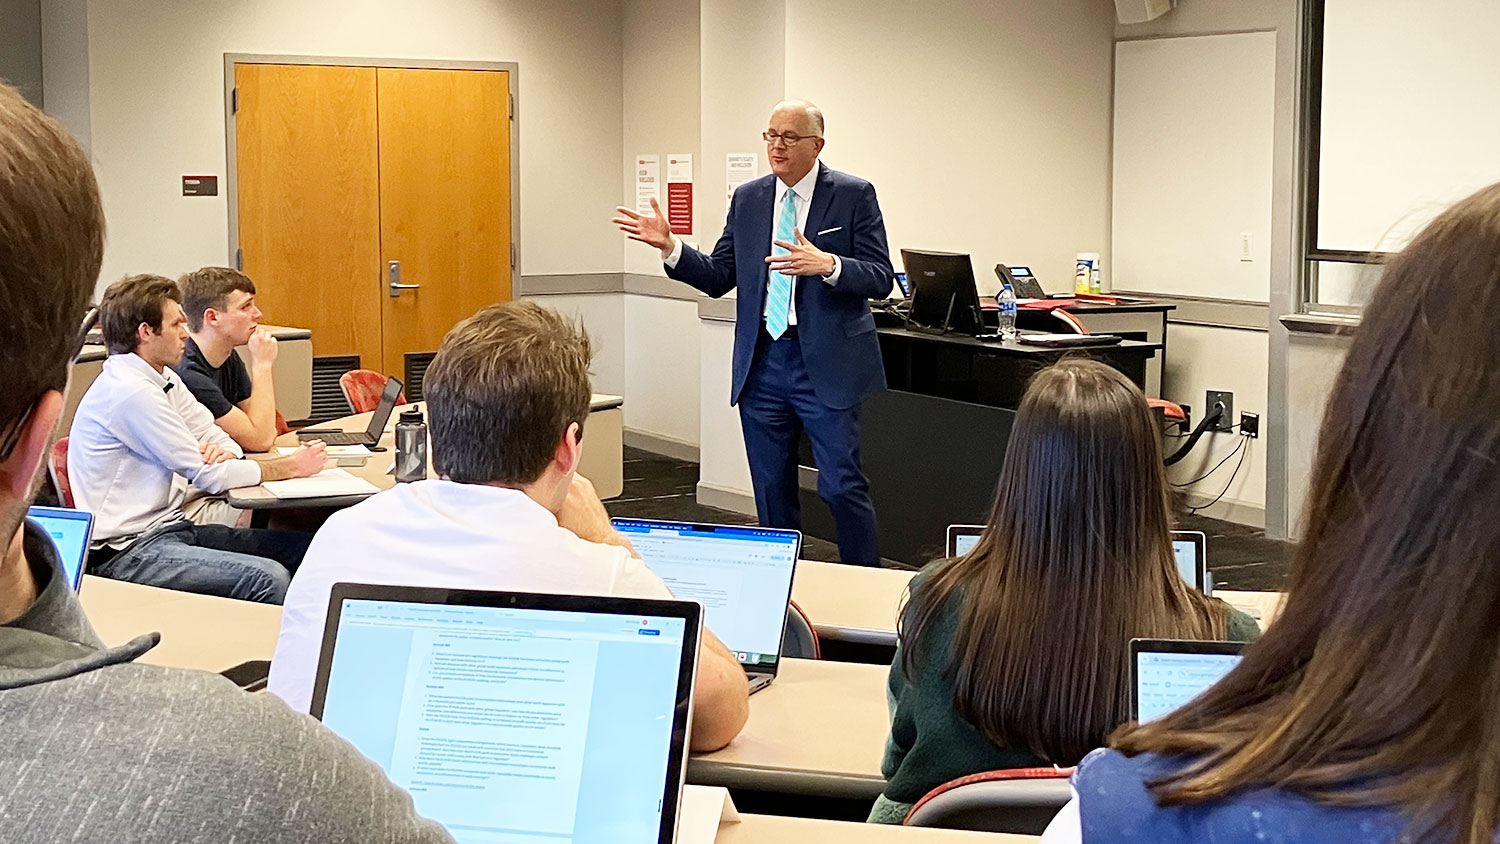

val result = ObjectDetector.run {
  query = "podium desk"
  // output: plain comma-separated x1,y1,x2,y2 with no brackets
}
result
690,658,890,800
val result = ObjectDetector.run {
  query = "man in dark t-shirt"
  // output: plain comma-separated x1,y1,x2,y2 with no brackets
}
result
171,267,281,453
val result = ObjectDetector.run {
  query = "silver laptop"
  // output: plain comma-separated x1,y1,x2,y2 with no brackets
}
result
297,375,402,446
1131,638,1244,722
311,584,700,844
613,518,800,694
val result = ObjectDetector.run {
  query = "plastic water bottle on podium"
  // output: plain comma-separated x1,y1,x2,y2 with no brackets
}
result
998,281,1017,340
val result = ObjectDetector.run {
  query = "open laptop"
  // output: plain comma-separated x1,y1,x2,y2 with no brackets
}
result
311,584,700,844
28,506,93,591
297,375,402,446
612,518,800,694
1171,530,1208,593
946,523,984,558
1131,638,1245,722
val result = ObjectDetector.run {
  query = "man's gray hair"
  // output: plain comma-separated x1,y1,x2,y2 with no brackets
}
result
774,99,825,137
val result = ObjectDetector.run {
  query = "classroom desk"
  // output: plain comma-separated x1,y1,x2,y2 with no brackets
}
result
690,658,890,800
79,575,281,673
791,562,1285,648
721,814,1037,843
792,560,911,647
227,394,625,508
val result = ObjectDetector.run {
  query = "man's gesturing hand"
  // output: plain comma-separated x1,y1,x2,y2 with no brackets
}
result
766,229,836,277
612,197,676,258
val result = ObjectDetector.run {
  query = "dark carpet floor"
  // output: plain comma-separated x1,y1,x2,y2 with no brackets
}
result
604,446,1292,591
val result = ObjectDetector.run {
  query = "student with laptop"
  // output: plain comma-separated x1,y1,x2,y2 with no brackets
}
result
268,301,749,751
871,358,1257,823
69,275,326,603
0,80,451,843
1046,183,1500,844
173,266,282,453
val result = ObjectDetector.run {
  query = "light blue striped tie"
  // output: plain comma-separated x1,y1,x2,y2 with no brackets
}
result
765,188,798,339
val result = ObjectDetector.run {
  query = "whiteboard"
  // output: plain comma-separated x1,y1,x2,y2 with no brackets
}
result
1112,32,1276,302
1316,0,1500,254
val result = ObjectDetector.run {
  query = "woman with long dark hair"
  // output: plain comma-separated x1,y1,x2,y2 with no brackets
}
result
1048,182,1500,844
871,358,1257,823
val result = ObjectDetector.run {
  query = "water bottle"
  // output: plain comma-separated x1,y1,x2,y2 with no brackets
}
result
997,282,1018,340
394,408,428,483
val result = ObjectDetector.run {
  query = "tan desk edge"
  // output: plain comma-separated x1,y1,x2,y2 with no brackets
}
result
79,575,282,673
722,813,1038,843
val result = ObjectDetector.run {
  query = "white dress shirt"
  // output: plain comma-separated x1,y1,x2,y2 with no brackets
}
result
267,479,675,713
69,353,260,547
665,166,841,326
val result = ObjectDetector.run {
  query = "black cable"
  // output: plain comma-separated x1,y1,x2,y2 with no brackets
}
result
1170,434,1246,487
1190,438,1252,515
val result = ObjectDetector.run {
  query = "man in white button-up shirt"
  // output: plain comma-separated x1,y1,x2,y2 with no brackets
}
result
69,275,326,603
269,301,750,751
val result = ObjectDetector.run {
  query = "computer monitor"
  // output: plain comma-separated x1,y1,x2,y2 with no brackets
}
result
311,584,700,844
946,524,984,558
1131,638,1244,722
1170,530,1207,592
611,519,800,676
27,506,92,591
902,249,986,336
894,272,911,298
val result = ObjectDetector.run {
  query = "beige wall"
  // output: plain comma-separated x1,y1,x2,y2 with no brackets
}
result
1,0,44,106
787,0,1115,292
81,0,624,293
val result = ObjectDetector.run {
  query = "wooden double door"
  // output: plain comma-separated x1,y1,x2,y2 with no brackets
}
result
234,63,512,377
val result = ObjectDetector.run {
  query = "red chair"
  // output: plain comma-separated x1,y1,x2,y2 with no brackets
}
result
274,409,291,436
904,766,1075,834
49,438,73,508
781,600,822,660
339,369,406,415
1042,310,1188,432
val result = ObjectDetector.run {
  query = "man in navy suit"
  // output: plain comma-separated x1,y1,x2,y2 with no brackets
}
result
614,100,892,565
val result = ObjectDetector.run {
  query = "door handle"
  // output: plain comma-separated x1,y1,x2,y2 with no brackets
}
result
388,260,420,297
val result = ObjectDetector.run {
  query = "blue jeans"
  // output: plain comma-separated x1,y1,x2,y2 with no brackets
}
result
96,522,311,604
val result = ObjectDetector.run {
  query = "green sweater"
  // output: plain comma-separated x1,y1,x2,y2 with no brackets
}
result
869,567,1261,824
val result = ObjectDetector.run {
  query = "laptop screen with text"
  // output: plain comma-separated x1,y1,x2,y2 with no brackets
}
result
1132,639,1244,723
613,519,799,669
312,588,698,844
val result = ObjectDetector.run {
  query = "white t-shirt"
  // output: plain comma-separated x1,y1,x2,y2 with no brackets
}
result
267,479,673,713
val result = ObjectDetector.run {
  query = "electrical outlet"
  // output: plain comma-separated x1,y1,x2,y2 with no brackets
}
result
1206,390,1234,433
1180,403,1191,432
1239,411,1259,438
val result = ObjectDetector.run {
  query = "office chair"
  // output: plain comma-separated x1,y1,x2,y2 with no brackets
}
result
49,438,73,508
904,766,1075,834
781,600,821,659
339,369,407,415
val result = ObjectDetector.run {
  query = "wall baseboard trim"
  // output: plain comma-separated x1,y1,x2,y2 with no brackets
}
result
624,428,700,462
1179,495,1266,529
696,481,756,516
515,272,705,302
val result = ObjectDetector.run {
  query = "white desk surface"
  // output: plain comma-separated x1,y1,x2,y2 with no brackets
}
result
690,658,890,799
79,575,282,673
721,814,1037,843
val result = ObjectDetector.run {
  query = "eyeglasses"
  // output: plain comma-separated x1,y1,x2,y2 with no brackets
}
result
0,306,99,462
763,131,819,147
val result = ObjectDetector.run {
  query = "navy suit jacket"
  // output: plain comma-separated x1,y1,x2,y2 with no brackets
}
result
666,162,894,410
